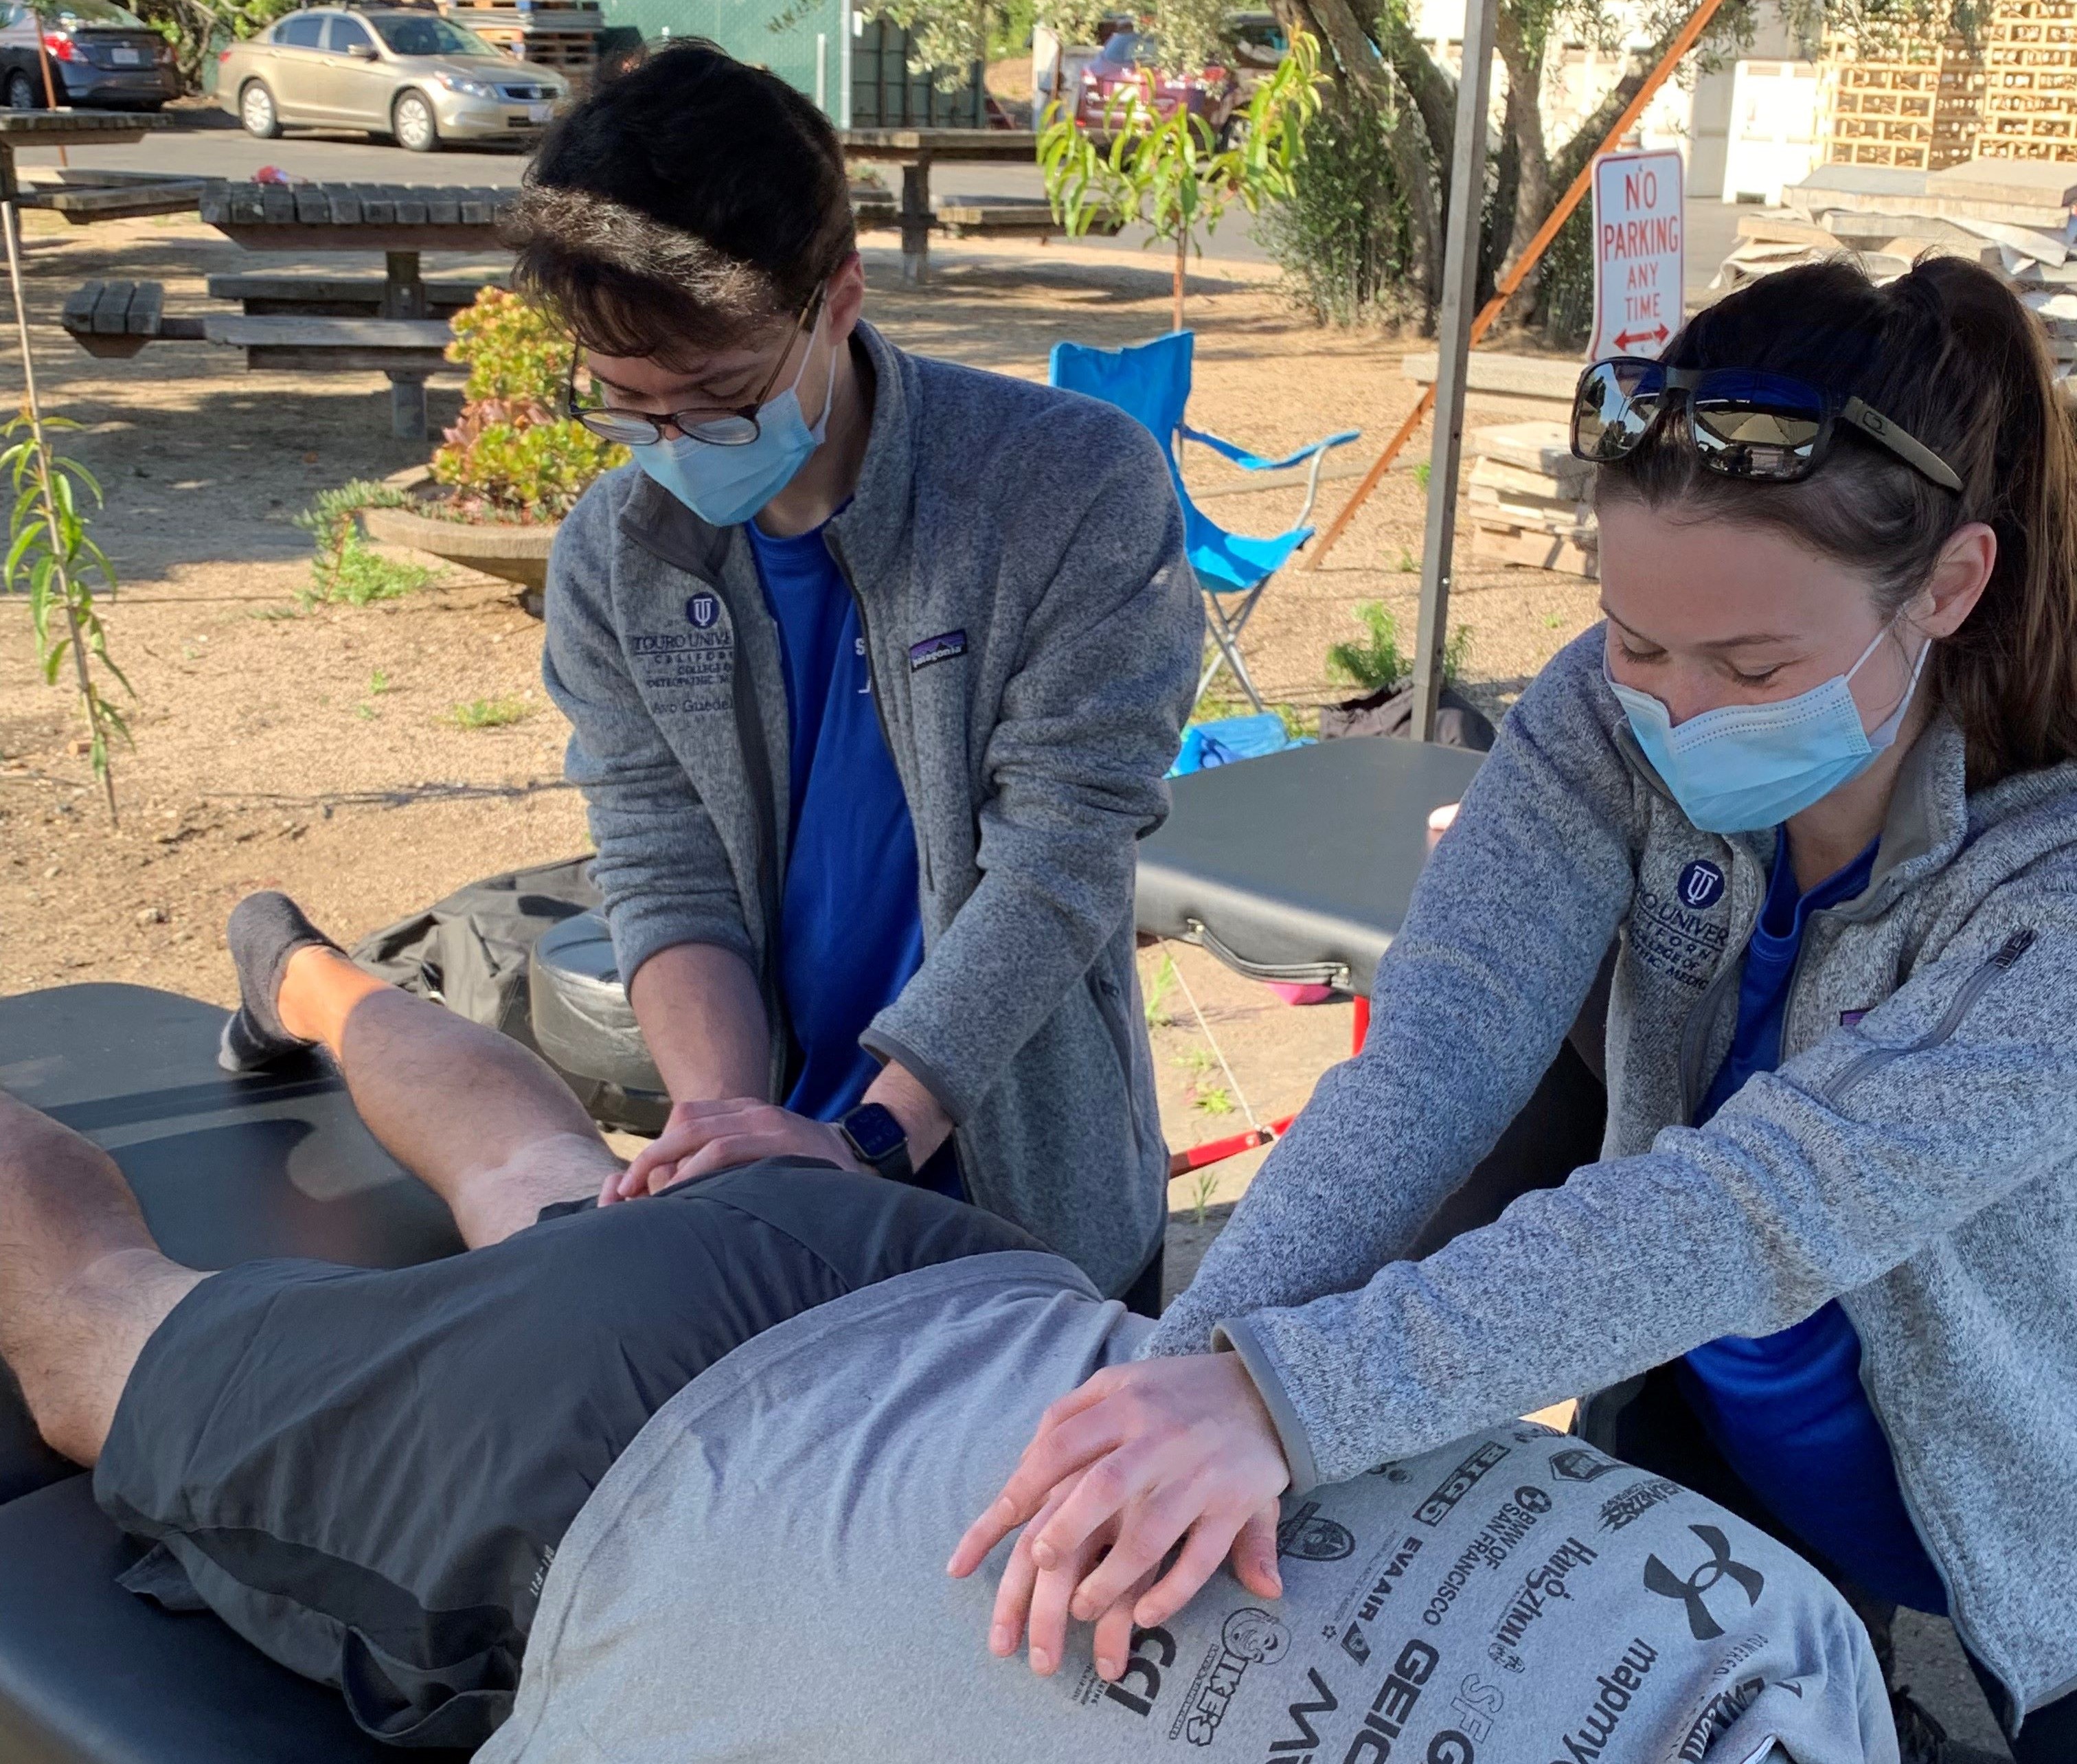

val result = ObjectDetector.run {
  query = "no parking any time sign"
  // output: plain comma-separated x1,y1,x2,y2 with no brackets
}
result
1589,148,1684,359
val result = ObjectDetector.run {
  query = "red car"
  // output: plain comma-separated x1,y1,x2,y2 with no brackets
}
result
1074,31,1237,137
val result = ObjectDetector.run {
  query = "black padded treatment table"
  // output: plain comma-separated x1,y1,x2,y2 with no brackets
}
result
0,983,469,1764
1134,734,1487,1000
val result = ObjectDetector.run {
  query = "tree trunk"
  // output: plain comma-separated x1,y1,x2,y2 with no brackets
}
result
1283,0,1443,317
1173,229,1187,331
1493,3,1552,315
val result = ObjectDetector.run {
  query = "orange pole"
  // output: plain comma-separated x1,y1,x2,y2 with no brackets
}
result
1302,0,1729,570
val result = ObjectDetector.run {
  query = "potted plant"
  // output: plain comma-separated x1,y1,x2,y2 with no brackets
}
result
363,289,626,614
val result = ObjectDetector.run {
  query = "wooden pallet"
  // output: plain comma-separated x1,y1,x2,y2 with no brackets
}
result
1470,517,1598,580
1822,32,1982,170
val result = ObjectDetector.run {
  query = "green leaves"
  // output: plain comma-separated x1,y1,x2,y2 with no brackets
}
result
1,407,130,819
1041,34,1321,247
433,289,626,523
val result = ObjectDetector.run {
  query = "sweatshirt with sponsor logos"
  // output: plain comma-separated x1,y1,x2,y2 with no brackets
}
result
481,1255,1889,1764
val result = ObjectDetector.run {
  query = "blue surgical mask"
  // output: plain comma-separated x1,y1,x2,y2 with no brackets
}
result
1604,620,1931,834
633,306,836,527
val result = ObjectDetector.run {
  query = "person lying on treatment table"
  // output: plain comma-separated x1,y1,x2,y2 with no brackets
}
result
0,894,1897,1761
955,258,2077,1764
501,41,1200,1310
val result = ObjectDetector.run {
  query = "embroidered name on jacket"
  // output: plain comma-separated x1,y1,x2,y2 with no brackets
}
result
629,618,734,716
1628,877,1731,990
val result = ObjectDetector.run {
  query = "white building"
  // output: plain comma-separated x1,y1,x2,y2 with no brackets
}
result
1411,0,1826,204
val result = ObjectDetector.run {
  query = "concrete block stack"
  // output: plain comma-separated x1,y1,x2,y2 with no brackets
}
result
1466,422,1598,580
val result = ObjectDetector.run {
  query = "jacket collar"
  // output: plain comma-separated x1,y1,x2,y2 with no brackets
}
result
614,319,911,588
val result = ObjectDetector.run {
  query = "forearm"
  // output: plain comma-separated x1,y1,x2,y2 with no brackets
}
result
628,943,771,1103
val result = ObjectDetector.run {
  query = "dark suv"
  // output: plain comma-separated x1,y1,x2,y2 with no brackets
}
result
0,0,177,112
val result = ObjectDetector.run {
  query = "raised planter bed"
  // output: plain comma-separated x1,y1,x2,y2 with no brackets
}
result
363,482,557,615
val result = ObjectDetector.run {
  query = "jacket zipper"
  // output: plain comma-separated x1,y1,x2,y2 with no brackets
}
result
1818,928,2036,1105
822,528,933,893
1677,878,1756,1121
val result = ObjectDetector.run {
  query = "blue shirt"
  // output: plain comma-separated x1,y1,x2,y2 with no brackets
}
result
745,518,924,1127
1681,830,1949,1612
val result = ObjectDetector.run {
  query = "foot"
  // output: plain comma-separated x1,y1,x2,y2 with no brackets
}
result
1893,1684,2010,1764
217,891,344,1072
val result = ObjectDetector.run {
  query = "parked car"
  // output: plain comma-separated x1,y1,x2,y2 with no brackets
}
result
0,0,177,113
1222,10,1287,95
1072,29,1238,137
216,5,567,152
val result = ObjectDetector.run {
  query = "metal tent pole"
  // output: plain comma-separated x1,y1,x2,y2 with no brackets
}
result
1409,0,1501,743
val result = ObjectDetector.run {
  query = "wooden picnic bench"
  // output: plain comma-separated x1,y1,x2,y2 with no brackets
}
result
187,179,516,437
206,272,501,317
0,110,170,203
838,128,1047,285
61,278,451,374
16,170,205,225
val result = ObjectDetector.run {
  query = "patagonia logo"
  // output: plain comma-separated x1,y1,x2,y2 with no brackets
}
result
1676,861,1726,910
685,593,721,629
908,629,967,671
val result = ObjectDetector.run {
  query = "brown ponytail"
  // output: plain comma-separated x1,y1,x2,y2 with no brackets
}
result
1596,255,2077,789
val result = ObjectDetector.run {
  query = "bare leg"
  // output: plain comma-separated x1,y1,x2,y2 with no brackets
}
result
0,1090,203,1466
275,946,617,1248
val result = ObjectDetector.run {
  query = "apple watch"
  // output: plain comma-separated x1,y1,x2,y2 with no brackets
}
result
837,1102,913,1184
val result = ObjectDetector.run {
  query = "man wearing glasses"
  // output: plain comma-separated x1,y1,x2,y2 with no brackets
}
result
504,41,1200,1306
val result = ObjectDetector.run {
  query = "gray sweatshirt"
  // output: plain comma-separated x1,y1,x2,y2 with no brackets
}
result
541,321,1201,1296
482,1254,1894,1764
1149,629,2077,1722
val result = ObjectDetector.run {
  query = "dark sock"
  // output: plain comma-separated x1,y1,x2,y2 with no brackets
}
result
217,892,344,1073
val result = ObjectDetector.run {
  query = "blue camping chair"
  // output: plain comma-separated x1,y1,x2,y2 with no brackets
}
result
1049,330,1359,712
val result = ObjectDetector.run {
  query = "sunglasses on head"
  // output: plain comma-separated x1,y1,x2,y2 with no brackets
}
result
1570,357,1963,493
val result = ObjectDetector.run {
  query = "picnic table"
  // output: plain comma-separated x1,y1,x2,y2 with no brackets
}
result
194,179,513,438
0,109,170,203
838,128,1043,285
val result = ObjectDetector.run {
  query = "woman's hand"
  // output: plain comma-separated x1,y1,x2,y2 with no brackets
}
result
599,1098,861,1203
983,1473,1157,1680
947,1353,1293,1661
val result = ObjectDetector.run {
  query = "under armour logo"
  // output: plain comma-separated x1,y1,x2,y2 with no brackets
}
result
1643,1524,1765,1640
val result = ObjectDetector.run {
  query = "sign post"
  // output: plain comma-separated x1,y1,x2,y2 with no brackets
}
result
1589,148,1684,359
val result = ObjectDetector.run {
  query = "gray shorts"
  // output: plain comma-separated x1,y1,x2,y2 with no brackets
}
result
91,1159,1041,1750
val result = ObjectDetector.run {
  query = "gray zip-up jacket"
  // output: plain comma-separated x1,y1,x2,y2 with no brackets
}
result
1148,628,2077,1721
541,321,1201,1296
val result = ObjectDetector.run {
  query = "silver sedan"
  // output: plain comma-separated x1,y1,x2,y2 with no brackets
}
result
217,7,567,151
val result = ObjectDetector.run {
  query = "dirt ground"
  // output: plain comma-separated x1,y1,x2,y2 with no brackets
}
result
0,208,1596,1025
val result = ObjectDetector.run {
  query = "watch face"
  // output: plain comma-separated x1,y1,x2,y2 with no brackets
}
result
844,1104,906,1164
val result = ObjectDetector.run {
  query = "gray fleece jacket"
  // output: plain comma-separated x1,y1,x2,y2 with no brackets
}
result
1148,627,2077,1723
541,321,1201,1296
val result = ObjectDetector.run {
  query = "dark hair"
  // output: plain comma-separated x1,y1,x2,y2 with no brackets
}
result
505,41,855,360
1595,256,2077,789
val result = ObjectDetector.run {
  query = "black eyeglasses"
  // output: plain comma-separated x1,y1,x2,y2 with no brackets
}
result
1571,357,1963,493
565,288,825,448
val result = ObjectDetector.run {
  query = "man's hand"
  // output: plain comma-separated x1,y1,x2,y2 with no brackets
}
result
946,1353,1291,1660
601,1099,862,1203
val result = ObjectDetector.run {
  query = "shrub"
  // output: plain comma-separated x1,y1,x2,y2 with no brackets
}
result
1326,603,1471,694
1256,98,1418,329
431,289,626,522
294,479,432,606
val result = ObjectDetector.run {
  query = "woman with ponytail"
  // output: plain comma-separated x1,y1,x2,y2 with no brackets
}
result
953,257,2077,1761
